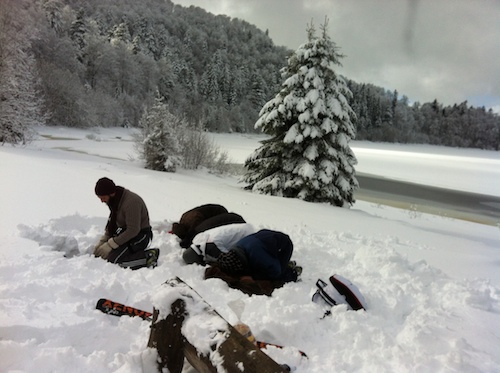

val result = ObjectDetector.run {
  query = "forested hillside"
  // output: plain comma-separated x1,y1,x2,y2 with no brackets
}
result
32,0,289,132
348,83,499,149
1,0,499,149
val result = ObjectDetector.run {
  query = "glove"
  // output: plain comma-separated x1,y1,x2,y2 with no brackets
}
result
107,237,119,249
94,238,119,259
94,242,113,259
93,234,109,252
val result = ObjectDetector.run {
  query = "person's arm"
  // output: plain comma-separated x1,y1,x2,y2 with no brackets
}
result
109,197,142,247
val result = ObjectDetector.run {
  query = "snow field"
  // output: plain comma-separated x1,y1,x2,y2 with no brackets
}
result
0,126,498,372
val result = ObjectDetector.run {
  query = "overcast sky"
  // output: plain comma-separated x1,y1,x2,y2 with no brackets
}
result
173,0,500,113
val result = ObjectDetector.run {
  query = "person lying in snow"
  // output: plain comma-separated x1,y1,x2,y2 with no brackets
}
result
171,204,228,246
182,223,255,264
93,177,158,269
205,230,302,295
176,211,247,249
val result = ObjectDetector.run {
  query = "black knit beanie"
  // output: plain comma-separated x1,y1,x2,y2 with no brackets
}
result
217,249,247,275
95,177,116,196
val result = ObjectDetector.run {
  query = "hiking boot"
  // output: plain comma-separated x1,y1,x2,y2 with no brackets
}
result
294,265,303,277
288,260,302,276
145,248,159,268
293,266,303,281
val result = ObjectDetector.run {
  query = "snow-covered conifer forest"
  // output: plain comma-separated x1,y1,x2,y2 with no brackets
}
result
1,0,499,149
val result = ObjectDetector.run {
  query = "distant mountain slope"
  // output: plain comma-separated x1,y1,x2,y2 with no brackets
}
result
2,0,497,148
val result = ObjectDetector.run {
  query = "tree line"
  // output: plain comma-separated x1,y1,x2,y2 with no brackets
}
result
348,83,499,149
1,0,499,150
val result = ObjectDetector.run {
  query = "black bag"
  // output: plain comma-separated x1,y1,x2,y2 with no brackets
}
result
312,274,367,311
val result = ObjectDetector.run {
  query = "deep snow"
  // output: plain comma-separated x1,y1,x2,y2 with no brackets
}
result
0,126,499,373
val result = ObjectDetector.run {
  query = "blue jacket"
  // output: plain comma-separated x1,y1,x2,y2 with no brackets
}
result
234,229,294,281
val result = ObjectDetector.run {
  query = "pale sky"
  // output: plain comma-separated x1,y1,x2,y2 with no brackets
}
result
173,0,500,113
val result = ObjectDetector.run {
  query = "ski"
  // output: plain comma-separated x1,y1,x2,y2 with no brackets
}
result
96,298,153,321
256,340,308,358
95,298,307,357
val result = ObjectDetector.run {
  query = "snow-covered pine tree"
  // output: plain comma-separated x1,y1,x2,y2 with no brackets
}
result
0,0,45,144
137,96,181,172
70,9,87,53
243,20,359,207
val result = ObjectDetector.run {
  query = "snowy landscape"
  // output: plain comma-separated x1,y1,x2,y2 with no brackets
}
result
1,126,499,372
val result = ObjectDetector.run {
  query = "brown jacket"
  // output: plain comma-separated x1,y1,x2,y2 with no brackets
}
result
171,204,228,240
106,188,150,246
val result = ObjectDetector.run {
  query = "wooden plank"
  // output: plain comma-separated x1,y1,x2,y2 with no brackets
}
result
147,299,186,373
147,277,289,373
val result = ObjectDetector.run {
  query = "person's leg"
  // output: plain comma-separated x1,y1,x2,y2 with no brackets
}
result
108,229,153,270
107,246,148,269
182,246,204,264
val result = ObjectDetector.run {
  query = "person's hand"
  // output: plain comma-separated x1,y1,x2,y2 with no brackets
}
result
93,234,109,252
94,238,119,259
94,242,113,259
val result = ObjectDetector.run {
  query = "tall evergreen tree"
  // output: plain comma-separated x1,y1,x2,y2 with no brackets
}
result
243,20,358,207
137,96,181,172
70,9,87,52
42,0,64,36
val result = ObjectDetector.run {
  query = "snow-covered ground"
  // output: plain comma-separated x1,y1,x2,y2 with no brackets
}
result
0,126,499,373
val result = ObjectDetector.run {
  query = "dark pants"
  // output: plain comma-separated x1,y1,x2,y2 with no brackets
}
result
182,242,222,265
108,228,152,270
